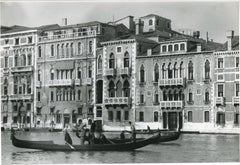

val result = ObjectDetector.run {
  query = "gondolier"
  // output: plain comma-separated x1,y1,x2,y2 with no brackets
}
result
129,121,136,142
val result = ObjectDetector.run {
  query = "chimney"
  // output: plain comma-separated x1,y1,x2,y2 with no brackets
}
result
197,44,202,52
226,30,234,51
147,49,152,56
135,19,143,35
206,32,209,42
62,18,68,26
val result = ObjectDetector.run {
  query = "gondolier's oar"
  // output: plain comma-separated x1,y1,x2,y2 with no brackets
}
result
65,142,75,150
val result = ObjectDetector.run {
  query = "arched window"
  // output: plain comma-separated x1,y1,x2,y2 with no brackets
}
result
77,68,81,79
205,60,210,79
61,44,64,58
174,62,178,78
88,90,92,101
204,111,209,122
50,69,54,80
154,64,159,82
163,91,167,101
149,19,153,25
56,110,61,123
174,44,179,51
174,90,178,100
89,41,93,53
205,89,210,103
70,43,73,57
162,45,167,52
78,42,81,54
116,81,122,97
98,56,102,70
188,111,193,122
140,94,144,104
57,44,60,58
189,89,193,102
168,45,173,52
154,91,159,104
109,53,115,68
51,45,54,56
38,46,41,57
66,43,69,57
88,66,92,78
27,54,32,65
109,81,115,97
124,52,129,68
179,90,183,100
168,63,172,79
78,90,81,100
180,62,183,78
123,80,130,97
22,54,26,66
162,63,165,79
168,90,173,101
188,61,193,80
154,112,158,122
140,65,145,83
180,43,185,50
37,70,41,81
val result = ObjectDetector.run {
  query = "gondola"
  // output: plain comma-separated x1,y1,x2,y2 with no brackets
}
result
10,130,160,151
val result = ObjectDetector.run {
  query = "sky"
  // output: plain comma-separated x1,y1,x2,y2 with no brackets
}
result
0,1,239,43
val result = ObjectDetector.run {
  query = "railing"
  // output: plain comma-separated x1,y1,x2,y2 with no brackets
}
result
9,94,33,100
104,97,130,105
159,78,185,87
232,96,239,105
82,78,92,85
38,31,97,43
1,95,8,101
215,97,225,105
75,79,82,86
119,68,131,76
11,66,33,73
104,68,116,77
48,79,74,86
160,101,183,109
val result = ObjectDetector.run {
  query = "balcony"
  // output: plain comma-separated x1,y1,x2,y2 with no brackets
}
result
160,101,183,109
75,79,82,86
104,97,130,106
48,79,74,87
9,94,33,101
82,78,92,85
3,68,9,74
216,97,225,106
38,31,97,43
232,97,239,105
11,66,33,73
119,68,131,76
203,78,211,84
36,81,42,88
1,95,8,101
104,68,117,77
159,78,185,87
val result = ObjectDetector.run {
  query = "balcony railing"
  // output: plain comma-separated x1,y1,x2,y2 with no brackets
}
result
48,79,74,86
159,78,185,87
232,96,239,105
1,95,8,101
104,68,116,77
11,66,33,73
75,79,82,86
104,97,130,105
160,101,183,109
82,78,92,85
216,97,225,105
9,94,33,100
38,31,97,43
119,68,131,76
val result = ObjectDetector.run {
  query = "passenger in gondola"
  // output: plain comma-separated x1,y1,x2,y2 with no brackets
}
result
89,121,96,144
120,131,125,140
79,123,87,145
129,121,136,142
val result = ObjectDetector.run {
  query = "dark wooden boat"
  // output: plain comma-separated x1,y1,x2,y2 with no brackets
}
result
110,131,181,144
11,130,160,151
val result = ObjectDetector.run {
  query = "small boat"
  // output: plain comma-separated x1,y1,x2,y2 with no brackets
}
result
11,130,160,151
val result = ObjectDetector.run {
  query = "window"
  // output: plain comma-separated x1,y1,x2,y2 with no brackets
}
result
236,83,239,96
168,63,172,79
149,19,153,25
217,84,224,97
156,19,159,25
154,112,158,122
78,90,81,100
88,66,92,78
50,69,54,80
96,107,102,117
173,62,178,78
188,61,193,80
61,44,64,58
204,111,209,122
15,38,19,45
78,107,82,115
4,86,7,95
56,111,61,123
57,44,60,58
116,111,121,121
88,90,92,101
15,55,18,66
188,111,193,122
154,64,159,82
216,112,225,125
109,81,115,97
89,41,93,53
180,43,185,50
162,63,165,79
139,112,144,121
140,94,144,104
22,54,26,66
27,54,32,65
28,36,32,43
123,80,130,97
4,56,8,68
70,43,73,56
205,90,210,103
66,43,69,57
168,45,173,52
174,90,178,100
174,44,179,51
108,111,113,121
218,58,223,68
116,46,122,53
78,42,82,54
124,111,129,121
234,113,239,124
98,56,102,70
3,116,8,124
77,68,81,79
124,52,129,68
51,45,54,56
236,57,239,67
140,65,145,83
109,53,115,68
38,70,41,81
154,92,159,104
180,62,183,78
205,60,210,79
37,108,41,115
162,45,167,52
72,111,77,123
50,91,54,101
189,89,193,102
37,92,41,101
38,46,41,58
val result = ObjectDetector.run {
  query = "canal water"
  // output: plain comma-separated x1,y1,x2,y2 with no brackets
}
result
1,131,239,164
